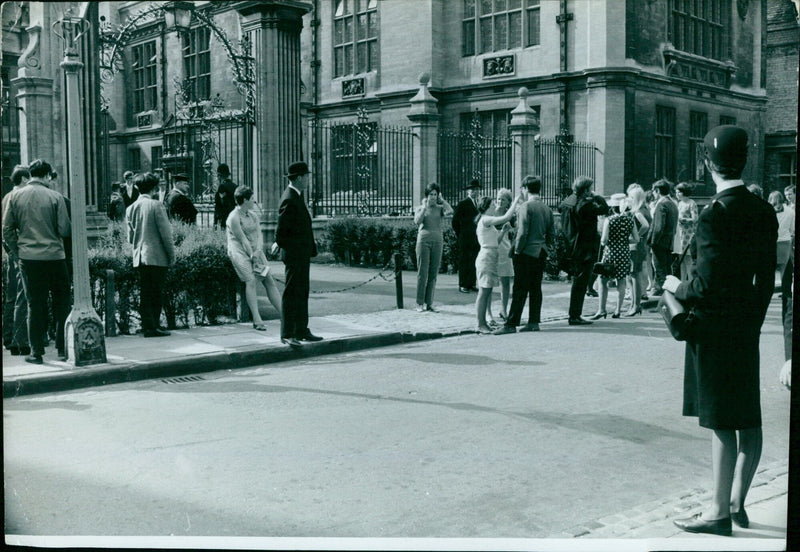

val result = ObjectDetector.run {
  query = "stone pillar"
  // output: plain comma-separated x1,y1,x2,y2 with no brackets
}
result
406,73,440,208
509,87,540,197
11,3,60,169
234,1,311,231
55,13,107,367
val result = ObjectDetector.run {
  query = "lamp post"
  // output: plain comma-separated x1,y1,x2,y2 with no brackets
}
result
163,1,193,34
53,6,107,366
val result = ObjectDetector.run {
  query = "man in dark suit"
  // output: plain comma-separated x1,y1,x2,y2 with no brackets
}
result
121,170,140,208
452,179,481,292
166,176,198,225
559,176,608,325
648,178,679,296
665,126,778,536
214,163,237,229
273,161,322,348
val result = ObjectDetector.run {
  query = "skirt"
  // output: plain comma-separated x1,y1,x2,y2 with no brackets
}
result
497,240,514,278
475,247,499,288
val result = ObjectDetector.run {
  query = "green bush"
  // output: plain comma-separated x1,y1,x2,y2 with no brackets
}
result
89,221,239,333
323,217,459,273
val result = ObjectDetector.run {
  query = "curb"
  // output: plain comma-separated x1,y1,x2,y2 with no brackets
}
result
2,329,477,398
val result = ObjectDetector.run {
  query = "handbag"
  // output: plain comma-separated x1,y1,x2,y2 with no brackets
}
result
657,241,695,341
251,250,270,278
592,246,615,278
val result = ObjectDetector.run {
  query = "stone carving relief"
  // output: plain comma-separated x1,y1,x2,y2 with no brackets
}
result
17,24,41,69
483,55,515,78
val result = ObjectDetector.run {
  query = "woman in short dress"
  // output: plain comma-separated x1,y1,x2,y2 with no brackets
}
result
414,183,453,312
226,186,282,331
474,194,521,333
623,183,651,316
589,193,639,319
769,191,794,295
491,188,515,323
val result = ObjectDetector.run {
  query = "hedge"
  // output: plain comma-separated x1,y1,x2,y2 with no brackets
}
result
89,221,239,333
322,216,568,279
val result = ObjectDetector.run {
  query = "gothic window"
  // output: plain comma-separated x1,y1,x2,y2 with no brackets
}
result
151,146,162,172
334,0,378,78
183,27,211,102
689,111,708,182
669,0,730,61
654,106,676,181
462,0,539,56
132,41,157,113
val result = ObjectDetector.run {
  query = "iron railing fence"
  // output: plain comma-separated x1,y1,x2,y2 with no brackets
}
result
161,113,253,202
437,130,514,203
309,119,414,217
533,138,597,208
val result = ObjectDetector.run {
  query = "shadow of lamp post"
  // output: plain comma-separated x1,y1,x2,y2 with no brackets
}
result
54,4,107,366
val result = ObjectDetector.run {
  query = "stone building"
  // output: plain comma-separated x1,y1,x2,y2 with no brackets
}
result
764,0,798,195
300,0,769,200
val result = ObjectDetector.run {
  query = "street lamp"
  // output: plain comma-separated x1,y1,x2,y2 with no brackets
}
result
163,1,193,34
53,4,107,366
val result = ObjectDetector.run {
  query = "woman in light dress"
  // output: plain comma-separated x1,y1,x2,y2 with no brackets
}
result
226,186,282,331
623,183,651,315
490,188,516,323
675,182,699,280
474,193,523,333
769,190,795,294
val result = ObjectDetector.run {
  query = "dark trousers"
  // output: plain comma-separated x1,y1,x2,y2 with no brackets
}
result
651,244,672,292
782,254,794,319
458,245,479,288
3,257,28,347
138,265,167,333
568,257,594,320
19,259,70,356
282,257,310,338
506,252,546,326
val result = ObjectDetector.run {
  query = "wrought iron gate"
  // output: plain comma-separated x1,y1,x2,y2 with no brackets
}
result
309,113,414,217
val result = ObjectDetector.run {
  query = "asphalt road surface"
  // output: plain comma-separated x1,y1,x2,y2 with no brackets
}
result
4,304,790,539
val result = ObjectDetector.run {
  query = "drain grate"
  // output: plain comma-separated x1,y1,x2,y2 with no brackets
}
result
161,375,206,384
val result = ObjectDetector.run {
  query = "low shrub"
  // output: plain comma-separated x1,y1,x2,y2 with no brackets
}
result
89,221,238,333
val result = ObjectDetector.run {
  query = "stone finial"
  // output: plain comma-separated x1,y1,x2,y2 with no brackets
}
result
511,87,534,115
408,71,438,118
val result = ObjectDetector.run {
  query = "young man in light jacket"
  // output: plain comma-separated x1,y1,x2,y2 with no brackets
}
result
127,172,175,338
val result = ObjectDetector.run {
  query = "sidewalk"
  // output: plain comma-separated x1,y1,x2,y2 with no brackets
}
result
2,263,789,543
2,263,571,397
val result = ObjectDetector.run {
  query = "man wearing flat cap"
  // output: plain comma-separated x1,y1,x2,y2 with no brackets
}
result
274,161,322,348
662,126,778,537
452,179,482,292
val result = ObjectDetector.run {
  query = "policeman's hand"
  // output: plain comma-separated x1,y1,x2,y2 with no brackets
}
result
663,275,681,294
779,360,791,389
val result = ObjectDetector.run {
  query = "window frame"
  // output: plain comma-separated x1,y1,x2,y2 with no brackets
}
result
654,105,676,182
689,110,708,183
182,26,211,102
462,0,539,57
779,151,797,189
333,0,378,78
669,0,730,61
131,40,157,114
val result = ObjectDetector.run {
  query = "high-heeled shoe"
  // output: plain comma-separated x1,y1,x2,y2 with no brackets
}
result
588,311,607,320
611,312,621,319
624,307,642,317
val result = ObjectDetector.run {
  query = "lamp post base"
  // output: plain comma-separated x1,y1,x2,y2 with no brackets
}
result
65,308,107,367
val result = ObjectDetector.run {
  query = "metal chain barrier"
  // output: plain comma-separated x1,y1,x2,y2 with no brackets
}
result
272,260,397,294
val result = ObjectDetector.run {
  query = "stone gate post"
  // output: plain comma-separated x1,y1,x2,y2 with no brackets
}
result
406,73,440,208
509,87,540,197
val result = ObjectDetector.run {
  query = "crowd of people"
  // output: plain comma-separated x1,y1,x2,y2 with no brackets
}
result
412,168,794,335
2,158,323,361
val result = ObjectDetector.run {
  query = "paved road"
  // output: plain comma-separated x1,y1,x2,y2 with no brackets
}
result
4,303,790,539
